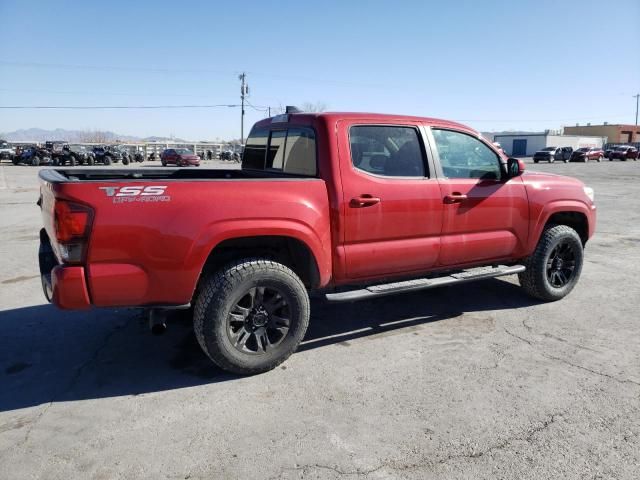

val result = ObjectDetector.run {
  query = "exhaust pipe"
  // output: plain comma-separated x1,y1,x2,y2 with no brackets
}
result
149,309,167,335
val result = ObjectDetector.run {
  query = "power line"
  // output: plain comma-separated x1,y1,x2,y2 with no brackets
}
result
0,87,230,98
0,104,246,109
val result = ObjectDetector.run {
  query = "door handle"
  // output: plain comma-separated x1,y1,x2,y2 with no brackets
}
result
443,193,468,204
350,195,381,208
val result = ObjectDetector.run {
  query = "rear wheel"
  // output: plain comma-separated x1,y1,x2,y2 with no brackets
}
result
519,225,584,301
193,259,310,375
104,156,112,166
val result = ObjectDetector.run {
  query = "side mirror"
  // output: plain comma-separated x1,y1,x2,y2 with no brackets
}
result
507,157,525,177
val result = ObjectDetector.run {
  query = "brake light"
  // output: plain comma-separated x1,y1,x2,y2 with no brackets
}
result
53,200,93,263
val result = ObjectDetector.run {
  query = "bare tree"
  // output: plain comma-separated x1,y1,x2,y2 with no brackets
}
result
301,102,328,112
77,129,111,143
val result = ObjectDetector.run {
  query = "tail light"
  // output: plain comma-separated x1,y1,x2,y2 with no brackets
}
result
53,200,94,264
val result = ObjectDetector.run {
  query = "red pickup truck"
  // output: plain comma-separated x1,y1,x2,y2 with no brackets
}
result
38,112,596,374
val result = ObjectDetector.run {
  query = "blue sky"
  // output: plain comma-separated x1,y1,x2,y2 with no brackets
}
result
1,0,638,140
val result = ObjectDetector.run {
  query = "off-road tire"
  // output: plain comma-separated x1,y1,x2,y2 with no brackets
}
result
519,225,584,302
104,156,112,166
32,156,40,166
193,259,310,375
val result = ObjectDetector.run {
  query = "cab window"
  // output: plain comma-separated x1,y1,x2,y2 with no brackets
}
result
349,125,426,177
432,129,502,180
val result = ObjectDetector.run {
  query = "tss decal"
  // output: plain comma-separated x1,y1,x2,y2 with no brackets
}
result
99,186,171,203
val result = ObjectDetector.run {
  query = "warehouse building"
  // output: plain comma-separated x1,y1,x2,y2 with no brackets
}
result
493,132,606,157
563,123,640,144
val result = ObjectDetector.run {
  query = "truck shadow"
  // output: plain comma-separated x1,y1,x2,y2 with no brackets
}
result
0,278,538,412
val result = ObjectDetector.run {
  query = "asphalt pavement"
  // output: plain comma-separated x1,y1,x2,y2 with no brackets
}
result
0,158,638,479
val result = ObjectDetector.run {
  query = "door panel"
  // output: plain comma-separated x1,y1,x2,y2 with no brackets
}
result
430,128,529,267
438,178,528,265
337,121,443,280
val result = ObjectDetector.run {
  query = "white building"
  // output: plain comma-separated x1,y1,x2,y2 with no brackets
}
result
493,132,607,157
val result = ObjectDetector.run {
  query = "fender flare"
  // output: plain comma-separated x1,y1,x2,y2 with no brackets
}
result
184,218,332,291
528,200,592,252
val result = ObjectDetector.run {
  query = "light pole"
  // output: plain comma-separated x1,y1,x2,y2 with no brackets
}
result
634,93,639,126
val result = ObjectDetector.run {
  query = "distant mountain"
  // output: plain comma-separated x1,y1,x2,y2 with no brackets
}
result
0,128,189,143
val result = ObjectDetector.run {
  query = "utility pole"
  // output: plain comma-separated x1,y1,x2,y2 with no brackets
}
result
634,93,639,126
239,73,249,145
268,106,271,117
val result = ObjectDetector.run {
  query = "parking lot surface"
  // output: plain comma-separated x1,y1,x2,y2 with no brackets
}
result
0,159,639,479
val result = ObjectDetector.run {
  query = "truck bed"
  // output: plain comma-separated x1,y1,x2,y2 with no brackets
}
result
39,167,310,183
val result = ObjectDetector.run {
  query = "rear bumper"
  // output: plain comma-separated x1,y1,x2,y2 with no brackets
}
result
39,231,91,309
48,265,91,310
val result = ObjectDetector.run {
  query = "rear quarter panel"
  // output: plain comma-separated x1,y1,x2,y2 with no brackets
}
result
53,178,331,307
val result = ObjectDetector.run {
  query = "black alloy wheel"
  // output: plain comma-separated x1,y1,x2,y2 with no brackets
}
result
227,286,290,355
546,241,576,288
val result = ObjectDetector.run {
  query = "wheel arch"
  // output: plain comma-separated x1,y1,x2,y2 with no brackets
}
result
530,201,592,251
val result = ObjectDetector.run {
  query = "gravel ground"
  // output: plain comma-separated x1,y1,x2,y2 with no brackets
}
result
0,158,638,479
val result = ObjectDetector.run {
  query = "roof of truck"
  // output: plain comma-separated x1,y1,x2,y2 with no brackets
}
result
253,112,475,133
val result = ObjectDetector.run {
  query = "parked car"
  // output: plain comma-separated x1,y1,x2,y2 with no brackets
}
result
112,145,138,165
37,111,596,375
0,141,16,161
533,146,573,163
219,150,234,161
608,146,639,161
133,150,145,163
570,147,604,162
92,146,122,165
160,148,200,167
14,146,52,166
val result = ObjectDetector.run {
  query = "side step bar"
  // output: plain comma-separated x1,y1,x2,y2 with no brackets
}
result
325,265,525,303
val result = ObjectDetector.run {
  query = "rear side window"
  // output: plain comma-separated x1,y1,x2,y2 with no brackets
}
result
266,130,286,169
243,127,316,176
243,128,269,170
283,128,316,176
349,125,426,177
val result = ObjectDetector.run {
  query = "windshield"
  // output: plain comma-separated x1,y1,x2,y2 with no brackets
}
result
616,147,628,151
577,148,589,152
541,147,556,151
175,148,192,154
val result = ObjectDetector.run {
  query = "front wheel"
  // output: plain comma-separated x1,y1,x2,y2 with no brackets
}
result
193,259,310,375
519,225,584,302
597,155,602,162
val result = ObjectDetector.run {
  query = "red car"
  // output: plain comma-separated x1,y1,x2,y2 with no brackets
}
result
37,111,596,374
160,148,200,167
608,146,639,161
570,147,604,162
